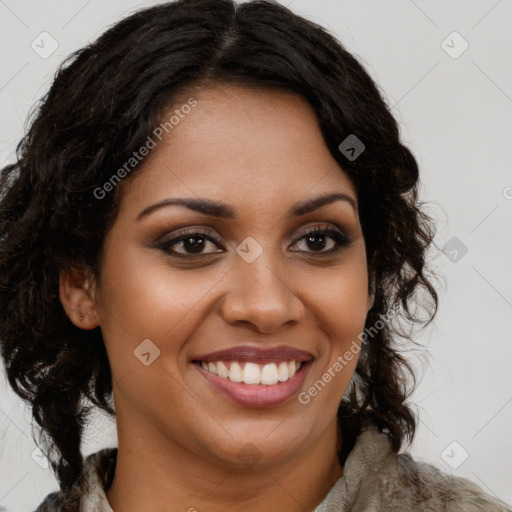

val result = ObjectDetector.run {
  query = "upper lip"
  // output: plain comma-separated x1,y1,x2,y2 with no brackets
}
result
192,345,314,364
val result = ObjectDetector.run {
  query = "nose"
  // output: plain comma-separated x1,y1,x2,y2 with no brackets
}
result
220,252,305,334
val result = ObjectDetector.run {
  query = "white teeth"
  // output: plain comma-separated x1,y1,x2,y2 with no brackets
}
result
217,361,229,379
243,362,261,384
261,363,279,385
278,362,288,382
228,361,243,382
199,359,305,385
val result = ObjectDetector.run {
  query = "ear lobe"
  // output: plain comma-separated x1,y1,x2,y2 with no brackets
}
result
59,265,100,330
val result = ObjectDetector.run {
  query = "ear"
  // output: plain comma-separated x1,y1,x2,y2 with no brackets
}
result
59,265,100,330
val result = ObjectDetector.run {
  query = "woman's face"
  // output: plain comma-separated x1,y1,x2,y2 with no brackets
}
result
87,84,372,468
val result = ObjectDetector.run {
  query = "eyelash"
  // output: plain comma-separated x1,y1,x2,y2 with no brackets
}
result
155,225,353,259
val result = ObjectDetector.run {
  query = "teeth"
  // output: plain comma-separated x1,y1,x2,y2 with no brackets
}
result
228,362,243,382
243,362,261,384
289,361,297,379
278,362,288,382
261,363,279,385
217,361,229,379
199,359,304,385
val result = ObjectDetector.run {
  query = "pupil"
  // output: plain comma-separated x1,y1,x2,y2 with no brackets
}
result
307,234,326,251
185,236,205,253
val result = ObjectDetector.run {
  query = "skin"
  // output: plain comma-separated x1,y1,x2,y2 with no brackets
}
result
60,84,373,512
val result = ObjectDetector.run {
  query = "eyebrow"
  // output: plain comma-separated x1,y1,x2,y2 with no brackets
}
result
136,192,357,221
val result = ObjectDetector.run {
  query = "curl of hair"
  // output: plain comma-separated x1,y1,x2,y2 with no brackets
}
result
0,0,439,502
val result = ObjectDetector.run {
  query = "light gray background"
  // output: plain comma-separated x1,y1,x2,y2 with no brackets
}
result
0,1,511,510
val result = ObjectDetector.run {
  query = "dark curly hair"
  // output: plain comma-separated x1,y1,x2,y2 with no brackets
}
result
0,0,439,503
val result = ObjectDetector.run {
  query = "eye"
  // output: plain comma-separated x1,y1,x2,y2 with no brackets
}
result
156,229,224,257
290,226,353,255
156,225,353,259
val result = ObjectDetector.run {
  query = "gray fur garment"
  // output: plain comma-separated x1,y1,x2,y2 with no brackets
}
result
35,423,511,511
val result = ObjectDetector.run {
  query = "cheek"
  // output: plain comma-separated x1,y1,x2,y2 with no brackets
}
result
302,268,368,400
95,249,224,364
94,253,216,415
308,268,370,339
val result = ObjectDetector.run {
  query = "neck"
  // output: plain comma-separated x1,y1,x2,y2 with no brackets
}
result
106,414,343,512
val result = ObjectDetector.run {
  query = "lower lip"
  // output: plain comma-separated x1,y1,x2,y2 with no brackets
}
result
194,361,312,408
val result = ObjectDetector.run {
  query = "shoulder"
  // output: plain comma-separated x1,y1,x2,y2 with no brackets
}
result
34,491,63,512
345,424,511,511
33,447,117,512
387,450,510,511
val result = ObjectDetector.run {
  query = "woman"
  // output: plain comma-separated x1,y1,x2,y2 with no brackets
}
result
0,0,509,511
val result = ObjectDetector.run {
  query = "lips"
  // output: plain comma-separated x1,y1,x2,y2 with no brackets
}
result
192,345,314,408
192,345,314,365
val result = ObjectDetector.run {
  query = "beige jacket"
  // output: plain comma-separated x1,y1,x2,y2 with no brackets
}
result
35,423,511,511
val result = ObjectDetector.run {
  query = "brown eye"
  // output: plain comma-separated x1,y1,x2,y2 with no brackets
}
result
290,227,353,255
157,230,224,257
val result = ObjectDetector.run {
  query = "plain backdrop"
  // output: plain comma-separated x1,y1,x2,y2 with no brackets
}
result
0,1,511,510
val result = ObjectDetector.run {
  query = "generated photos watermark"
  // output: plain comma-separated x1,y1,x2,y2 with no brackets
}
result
93,97,197,200
298,303,401,405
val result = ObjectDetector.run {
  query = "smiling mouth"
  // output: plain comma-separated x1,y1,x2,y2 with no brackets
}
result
192,360,307,385
192,358,313,408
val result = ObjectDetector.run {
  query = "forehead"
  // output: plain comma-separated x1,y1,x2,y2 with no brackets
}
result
118,83,357,218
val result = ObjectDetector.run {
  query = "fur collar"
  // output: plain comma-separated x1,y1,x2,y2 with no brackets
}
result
35,423,511,511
